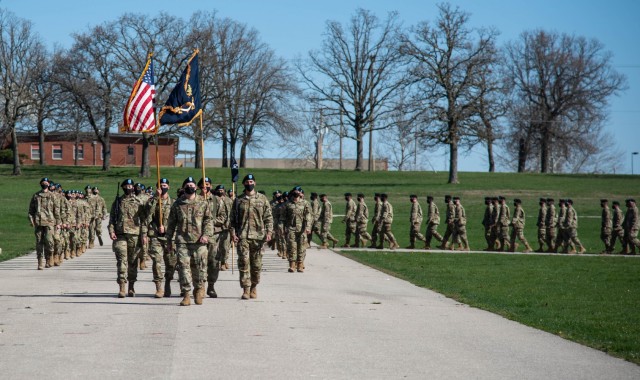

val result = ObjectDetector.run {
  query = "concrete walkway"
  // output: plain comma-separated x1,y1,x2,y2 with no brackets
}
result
0,228,639,379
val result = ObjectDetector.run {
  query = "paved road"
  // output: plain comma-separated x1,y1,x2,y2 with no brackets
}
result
1,229,639,379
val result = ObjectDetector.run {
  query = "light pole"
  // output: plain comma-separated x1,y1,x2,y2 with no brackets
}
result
632,152,639,174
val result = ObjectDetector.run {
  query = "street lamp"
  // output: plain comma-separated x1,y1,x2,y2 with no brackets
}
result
632,152,639,175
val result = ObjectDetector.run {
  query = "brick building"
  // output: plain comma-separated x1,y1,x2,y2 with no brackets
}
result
10,132,178,167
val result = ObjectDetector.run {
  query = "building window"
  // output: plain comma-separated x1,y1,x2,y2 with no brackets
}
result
52,145,63,160
30,144,40,160
74,144,84,160
127,146,135,156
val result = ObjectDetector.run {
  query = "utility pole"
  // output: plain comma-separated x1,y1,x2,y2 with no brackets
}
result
632,151,638,174
339,94,344,170
368,55,376,172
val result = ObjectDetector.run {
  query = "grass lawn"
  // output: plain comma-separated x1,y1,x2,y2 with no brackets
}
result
341,250,640,364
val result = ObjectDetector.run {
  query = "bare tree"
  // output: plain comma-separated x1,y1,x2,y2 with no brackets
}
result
504,29,627,173
298,8,406,171
0,9,44,175
401,3,499,183
378,91,420,171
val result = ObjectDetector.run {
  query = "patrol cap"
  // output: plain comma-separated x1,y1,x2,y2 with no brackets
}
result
629,198,636,203
612,201,620,206
344,192,352,197
566,199,573,205
427,195,433,201
484,196,490,201
215,184,225,191
57,184,62,189
514,198,522,204
182,176,196,187
546,198,554,202
293,186,302,193
409,194,417,199
121,178,134,187
242,173,255,183
357,193,365,198
282,191,289,198
160,178,170,185
85,185,92,189
498,196,505,201
453,196,460,201
444,194,451,200
380,193,388,199
92,186,98,190
539,197,546,202
600,199,608,203
197,177,212,187
319,193,327,198
40,177,50,184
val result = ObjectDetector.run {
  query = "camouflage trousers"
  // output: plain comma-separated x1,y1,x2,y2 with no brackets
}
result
483,226,491,248
94,218,103,240
600,227,612,252
218,230,231,265
546,226,557,251
409,222,426,245
370,221,381,246
452,224,468,248
148,237,168,283
610,227,625,252
112,233,138,284
287,230,307,263
425,223,443,247
510,227,529,248
52,226,63,256
237,238,264,288
344,221,356,245
276,226,287,256
88,218,96,246
176,242,207,293
320,223,336,244
378,223,396,247
355,223,371,247
497,224,510,250
34,226,54,260
625,228,640,251
207,233,221,284
537,227,547,249
441,223,454,246
59,229,69,257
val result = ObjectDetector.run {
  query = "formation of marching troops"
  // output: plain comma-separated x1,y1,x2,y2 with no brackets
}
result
29,176,640,306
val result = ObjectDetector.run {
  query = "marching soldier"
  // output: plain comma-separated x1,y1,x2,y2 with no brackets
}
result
319,194,339,248
481,197,492,250
497,196,510,251
369,193,383,248
134,183,150,270
545,198,557,252
29,177,58,270
377,193,399,250
611,201,625,253
166,177,213,306
623,199,640,254
198,177,221,299
205,184,228,298
309,192,321,246
354,193,372,247
109,179,147,298
535,198,547,252
92,187,107,247
85,185,98,248
489,197,501,251
50,182,65,266
230,174,273,300
424,196,442,250
145,178,173,298
216,185,234,269
408,195,427,249
451,196,469,251
342,193,357,247
273,193,288,258
510,199,532,252
439,195,455,250
564,199,585,254
556,199,571,253
284,187,312,272
600,199,613,254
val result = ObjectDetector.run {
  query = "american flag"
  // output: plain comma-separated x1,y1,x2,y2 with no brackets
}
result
123,57,156,133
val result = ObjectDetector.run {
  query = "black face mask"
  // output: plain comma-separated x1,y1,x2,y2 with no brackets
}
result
184,187,196,195
124,188,134,195
135,189,142,195
161,187,168,195
244,184,255,192
41,184,48,190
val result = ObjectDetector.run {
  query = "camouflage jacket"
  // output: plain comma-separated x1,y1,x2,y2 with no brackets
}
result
372,200,382,223
66,199,78,226
212,196,229,233
108,194,147,236
86,194,98,219
380,201,394,225
546,204,557,228
511,205,525,229
54,192,68,226
146,196,172,238
601,207,612,230
537,205,547,228
310,199,321,223
274,202,287,229
482,204,492,227
445,201,455,224
563,206,578,229
285,199,312,233
557,205,567,229
29,190,58,227
79,199,91,224
490,203,500,225
166,195,213,244
355,200,369,225
230,191,273,240
343,199,357,224
498,203,510,226
454,203,466,227
624,206,639,231
94,195,107,219
410,202,423,225
427,202,440,225
320,200,333,224
612,207,624,231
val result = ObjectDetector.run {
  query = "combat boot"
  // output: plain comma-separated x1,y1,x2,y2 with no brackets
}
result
297,262,304,273
154,282,164,298
97,235,103,246
207,283,217,298
139,259,147,270
164,280,172,297
241,286,250,300
250,284,257,299
319,243,328,249
89,242,94,249
54,254,61,266
179,292,190,306
118,283,126,298
523,243,533,253
423,244,431,250
578,246,586,254
406,244,415,249
194,287,203,305
288,261,296,273
127,282,135,297
224,263,230,270
37,257,44,270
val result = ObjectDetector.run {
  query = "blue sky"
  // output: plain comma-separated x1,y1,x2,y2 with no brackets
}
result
3,0,639,173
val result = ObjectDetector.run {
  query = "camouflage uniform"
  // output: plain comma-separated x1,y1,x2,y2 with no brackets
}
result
536,200,547,252
563,202,585,253
230,190,273,294
497,200,511,251
481,199,493,250
86,190,98,248
274,200,288,258
342,196,357,247
146,194,173,295
135,190,151,269
545,200,557,252
51,187,67,266
369,195,382,248
218,194,233,266
200,192,220,293
108,190,147,294
510,201,532,252
309,195,322,245
377,197,398,249
93,190,107,246
58,189,71,261
600,201,612,254
623,201,640,253
610,203,625,253
165,194,213,296
408,198,426,248
424,199,442,249
66,193,80,259
556,202,570,252
79,195,92,252
451,199,468,250
319,197,338,247
489,199,501,250
440,198,455,249
354,197,372,247
207,193,228,297
29,184,58,269
285,196,312,271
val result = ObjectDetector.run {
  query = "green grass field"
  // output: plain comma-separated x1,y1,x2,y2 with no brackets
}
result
1,164,639,363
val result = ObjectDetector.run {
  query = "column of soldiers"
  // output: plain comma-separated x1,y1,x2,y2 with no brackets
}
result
29,177,107,270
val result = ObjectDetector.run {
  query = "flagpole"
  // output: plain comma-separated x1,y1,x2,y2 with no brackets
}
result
199,112,206,183
155,134,163,230
231,181,235,274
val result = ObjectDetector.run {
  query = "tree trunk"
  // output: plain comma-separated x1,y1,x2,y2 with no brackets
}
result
11,127,21,176
222,126,228,168
448,140,459,184
368,129,374,172
517,138,527,173
194,138,202,169
540,127,551,173
139,133,150,178
38,121,46,166
102,136,111,171
239,141,247,168
355,127,364,171
229,134,237,168
487,137,495,173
